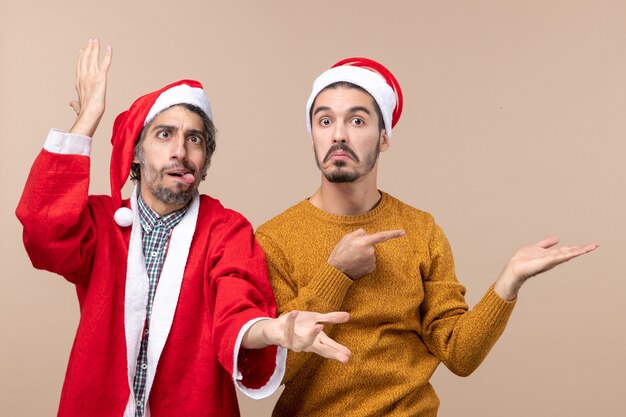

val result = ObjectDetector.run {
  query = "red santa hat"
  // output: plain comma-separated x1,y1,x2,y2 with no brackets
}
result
110,79,212,227
305,57,403,137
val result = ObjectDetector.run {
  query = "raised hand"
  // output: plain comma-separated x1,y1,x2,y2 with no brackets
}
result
328,228,405,279
494,236,598,301
69,38,112,137
242,311,352,364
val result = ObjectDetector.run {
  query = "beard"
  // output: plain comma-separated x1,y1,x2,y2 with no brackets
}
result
150,183,196,205
325,159,361,183
141,161,200,206
315,141,380,183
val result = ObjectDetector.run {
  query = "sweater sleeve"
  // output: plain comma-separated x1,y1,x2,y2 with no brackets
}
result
208,214,285,397
255,229,353,383
419,223,516,376
255,229,354,314
15,130,97,286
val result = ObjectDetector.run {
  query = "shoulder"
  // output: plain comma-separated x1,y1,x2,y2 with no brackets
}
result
256,199,309,237
381,192,436,229
380,192,452,257
197,194,253,231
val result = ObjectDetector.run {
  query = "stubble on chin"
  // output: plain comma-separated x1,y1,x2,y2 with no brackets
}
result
325,161,360,183
143,165,199,206
151,184,196,205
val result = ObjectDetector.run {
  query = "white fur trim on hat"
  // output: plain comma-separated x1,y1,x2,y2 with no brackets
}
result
145,84,213,125
305,66,396,138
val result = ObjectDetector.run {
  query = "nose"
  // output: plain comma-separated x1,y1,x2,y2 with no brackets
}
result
170,134,187,160
332,122,347,143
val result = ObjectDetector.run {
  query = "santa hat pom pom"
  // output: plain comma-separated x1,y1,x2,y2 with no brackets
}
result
114,207,134,227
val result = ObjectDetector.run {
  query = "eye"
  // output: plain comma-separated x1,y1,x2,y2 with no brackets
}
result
188,135,203,144
319,117,332,127
350,117,364,126
157,130,170,139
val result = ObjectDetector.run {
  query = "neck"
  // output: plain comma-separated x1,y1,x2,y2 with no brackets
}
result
309,173,381,216
139,186,188,217
147,200,186,217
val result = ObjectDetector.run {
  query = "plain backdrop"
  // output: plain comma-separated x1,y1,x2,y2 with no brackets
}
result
2,1,625,416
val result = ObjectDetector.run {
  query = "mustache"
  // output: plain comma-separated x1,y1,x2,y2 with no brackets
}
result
159,161,198,175
323,143,360,163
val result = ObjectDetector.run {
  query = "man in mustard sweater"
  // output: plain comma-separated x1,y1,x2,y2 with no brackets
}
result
255,58,597,417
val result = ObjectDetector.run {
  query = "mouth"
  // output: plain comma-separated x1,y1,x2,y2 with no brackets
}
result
328,152,352,160
323,144,359,163
165,168,195,185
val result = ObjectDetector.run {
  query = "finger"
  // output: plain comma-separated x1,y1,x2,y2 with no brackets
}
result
80,39,93,76
293,323,323,352
312,311,350,325
581,242,599,252
88,38,100,73
100,45,113,74
314,332,352,364
556,243,598,261
318,332,352,358
364,229,405,245
534,236,560,249
283,311,298,345
75,47,84,86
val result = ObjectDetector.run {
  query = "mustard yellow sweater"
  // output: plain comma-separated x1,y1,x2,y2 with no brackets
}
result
256,192,516,417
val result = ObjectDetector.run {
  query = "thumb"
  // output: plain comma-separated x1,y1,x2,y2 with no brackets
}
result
69,100,81,115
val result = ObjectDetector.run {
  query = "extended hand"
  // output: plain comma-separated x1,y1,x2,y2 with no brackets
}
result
69,38,112,137
328,228,405,279
494,236,598,300
243,311,352,364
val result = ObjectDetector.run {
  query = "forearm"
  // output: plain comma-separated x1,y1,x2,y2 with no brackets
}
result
277,263,354,314
241,318,272,349
428,286,516,376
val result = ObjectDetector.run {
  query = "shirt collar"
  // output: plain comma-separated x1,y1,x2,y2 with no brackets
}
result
137,193,189,235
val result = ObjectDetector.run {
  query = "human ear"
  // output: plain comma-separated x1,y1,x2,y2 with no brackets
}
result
380,130,390,152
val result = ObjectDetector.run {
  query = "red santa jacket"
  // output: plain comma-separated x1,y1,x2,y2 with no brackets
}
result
16,130,285,417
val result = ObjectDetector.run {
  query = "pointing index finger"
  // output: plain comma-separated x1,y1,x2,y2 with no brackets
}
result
364,230,405,245
313,311,350,324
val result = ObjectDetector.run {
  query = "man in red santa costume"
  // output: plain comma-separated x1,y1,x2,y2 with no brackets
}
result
16,39,351,417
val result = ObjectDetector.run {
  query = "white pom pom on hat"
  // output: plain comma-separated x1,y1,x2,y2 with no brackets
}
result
305,57,403,138
113,207,134,227
109,80,212,227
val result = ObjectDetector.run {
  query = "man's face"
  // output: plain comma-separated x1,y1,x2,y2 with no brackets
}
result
134,105,207,213
310,86,389,183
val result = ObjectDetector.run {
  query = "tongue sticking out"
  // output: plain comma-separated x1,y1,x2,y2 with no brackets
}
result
181,173,195,184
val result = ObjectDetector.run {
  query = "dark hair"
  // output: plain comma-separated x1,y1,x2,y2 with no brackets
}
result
130,103,216,182
310,81,385,132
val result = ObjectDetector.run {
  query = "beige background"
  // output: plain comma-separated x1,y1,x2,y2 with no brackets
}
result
2,1,625,416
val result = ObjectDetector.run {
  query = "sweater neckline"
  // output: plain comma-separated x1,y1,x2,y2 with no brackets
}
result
302,191,390,225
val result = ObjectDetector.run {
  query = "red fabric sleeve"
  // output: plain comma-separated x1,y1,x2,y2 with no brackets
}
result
207,212,279,389
16,149,97,286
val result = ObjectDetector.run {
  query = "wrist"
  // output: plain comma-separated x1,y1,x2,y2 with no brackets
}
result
494,267,523,301
70,111,104,137
242,319,272,349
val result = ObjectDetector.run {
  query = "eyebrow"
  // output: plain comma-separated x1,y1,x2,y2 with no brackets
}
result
186,129,207,140
151,124,207,139
151,123,176,133
312,106,371,116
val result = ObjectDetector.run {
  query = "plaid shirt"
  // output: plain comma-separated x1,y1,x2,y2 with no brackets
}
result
133,195,188,417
